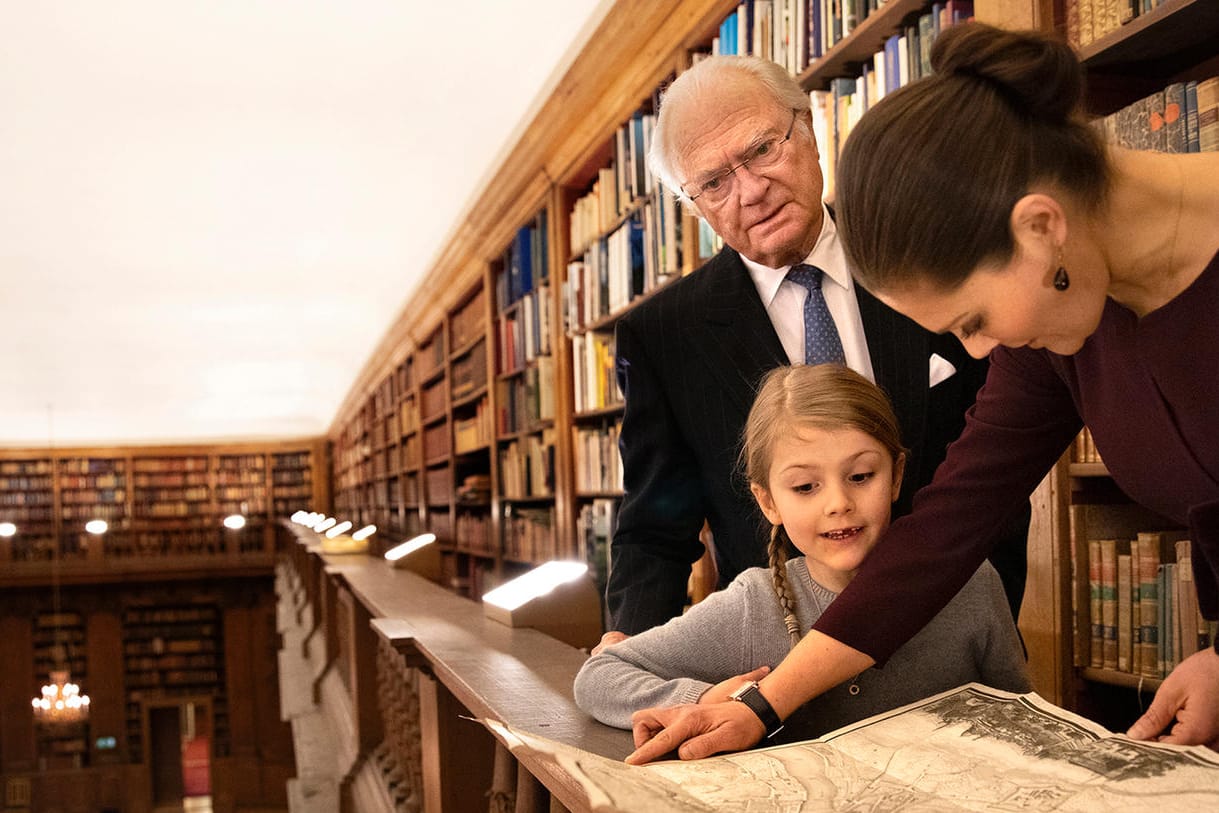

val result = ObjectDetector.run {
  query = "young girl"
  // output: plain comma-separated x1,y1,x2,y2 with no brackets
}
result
574,364,1029,742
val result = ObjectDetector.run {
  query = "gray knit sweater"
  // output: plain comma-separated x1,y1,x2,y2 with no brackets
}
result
574,559,1030,743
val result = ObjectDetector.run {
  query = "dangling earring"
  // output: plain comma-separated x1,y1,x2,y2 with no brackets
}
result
1052,246,1071,293
1053,266,1070,291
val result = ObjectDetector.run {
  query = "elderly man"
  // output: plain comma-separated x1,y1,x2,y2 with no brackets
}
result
603,55,1029,641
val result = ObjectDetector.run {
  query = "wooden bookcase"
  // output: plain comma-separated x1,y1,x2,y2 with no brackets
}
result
122,602,227,765
0,440,326,570
0,458,55,562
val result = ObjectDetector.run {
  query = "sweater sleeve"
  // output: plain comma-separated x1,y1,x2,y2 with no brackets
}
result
574,571,771,729
815,348,1083,664
971,565,1034,694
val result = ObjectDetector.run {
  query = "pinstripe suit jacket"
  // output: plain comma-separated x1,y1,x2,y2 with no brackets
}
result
607,245,1023,634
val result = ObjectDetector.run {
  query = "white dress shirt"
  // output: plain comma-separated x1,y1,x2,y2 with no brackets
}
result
742,203,876,382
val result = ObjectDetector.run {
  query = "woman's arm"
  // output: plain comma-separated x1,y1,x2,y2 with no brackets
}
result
575,574,769,729
627,629,872,763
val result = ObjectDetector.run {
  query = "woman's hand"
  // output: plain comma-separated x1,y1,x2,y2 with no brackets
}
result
699,666,771,705
627,701,764,764
1128,647,1219,749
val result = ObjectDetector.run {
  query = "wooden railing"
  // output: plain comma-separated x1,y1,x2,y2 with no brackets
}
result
276,523,631,813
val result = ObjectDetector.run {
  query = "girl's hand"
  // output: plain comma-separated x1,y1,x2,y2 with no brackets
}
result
699,665,771,705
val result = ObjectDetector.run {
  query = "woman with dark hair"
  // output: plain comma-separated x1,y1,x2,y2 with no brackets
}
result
625,22,1219,765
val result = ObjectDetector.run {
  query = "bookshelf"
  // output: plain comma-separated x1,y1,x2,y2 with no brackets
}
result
0,441,325,571
493,208,559,575
449,284,495,591
122,602,227,764
0,458,55,562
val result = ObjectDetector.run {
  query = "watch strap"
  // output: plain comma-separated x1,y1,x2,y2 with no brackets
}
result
730,681,784,738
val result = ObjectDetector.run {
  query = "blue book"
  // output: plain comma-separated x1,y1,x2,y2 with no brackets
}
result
515,226,533,300
884,35,901,95
1185,80,1201,153
628,215,645,300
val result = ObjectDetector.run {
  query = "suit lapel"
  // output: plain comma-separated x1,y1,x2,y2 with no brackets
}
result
856,284,929,450
700,249,788,414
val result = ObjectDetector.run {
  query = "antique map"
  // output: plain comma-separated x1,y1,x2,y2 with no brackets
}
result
486,684,1219,812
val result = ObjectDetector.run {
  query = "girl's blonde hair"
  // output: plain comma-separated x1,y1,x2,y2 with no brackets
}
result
740,364,906,648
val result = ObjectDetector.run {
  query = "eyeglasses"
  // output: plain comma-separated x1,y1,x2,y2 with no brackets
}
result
681,108,800,205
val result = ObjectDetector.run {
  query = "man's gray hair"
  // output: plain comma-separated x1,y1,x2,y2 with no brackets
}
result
648,56,811,201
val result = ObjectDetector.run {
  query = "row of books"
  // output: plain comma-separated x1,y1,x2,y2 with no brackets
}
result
451,287,487,351
1073,427,1103,465
1097,76,1219,155
577,498,617,599
453,401,493,455
1067,0,1169,49
450,341,488,400
424,466,451,506
455,512,494,556
421,379,446,420
810,3,974,201
565,191,682,334
496,284,554,375
496,210,550,310
58,458,126,474
0,460,52,475
496,358,556,435
569,106,657,252
1086,533,1215,679
1,490,53,505
502,506,557,563
711,1,974,77
423,423,450,462
131,473,209,487
59,488,125,504
573,422,624,494
570,332,621,415
499,430,556,500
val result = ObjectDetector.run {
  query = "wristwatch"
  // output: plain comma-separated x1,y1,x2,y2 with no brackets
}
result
729,680,784,738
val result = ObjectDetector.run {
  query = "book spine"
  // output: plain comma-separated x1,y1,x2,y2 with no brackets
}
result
1089,538,1103,668
1117,552,1132,673
1138,532,1162,678
1100,539,1118,670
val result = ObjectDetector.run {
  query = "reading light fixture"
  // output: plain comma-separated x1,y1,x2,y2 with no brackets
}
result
324,520,353,539
481,561,602,649
0,522,16,537
222,514,246,530
84,519,108,535
383,533,440,580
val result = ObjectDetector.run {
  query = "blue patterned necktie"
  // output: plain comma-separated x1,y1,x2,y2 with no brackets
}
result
787,264,845,365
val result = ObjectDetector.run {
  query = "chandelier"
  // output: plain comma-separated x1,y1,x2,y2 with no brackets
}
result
30,406,91,726
32,669,90,725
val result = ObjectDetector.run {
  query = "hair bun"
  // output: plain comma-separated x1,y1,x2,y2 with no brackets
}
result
930,23,1084,123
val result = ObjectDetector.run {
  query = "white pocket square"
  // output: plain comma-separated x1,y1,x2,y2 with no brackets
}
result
929,353,957,388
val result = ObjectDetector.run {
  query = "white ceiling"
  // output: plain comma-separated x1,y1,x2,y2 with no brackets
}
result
1,0,610,448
